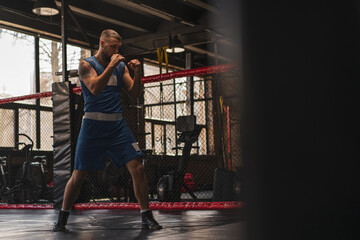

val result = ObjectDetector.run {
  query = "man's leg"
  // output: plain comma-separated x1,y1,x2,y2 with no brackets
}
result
126,159,162,230
126,159,149,210
62,170,89,210
53,170,88,232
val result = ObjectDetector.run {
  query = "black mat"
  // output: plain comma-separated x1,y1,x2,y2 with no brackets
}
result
0,208,245,239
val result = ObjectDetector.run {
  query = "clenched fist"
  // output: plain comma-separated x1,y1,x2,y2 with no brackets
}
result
127,59,141,73
109,54,125,68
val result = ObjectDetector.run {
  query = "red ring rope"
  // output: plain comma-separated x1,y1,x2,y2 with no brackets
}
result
0,91,52,105
141,63,238,84
0,64,238,105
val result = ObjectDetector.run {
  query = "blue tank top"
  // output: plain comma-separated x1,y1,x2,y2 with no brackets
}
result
81,55,125,113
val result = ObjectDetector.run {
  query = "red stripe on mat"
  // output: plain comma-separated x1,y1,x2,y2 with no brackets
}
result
0,204,53,209
73,201,244,210
0,202,243,210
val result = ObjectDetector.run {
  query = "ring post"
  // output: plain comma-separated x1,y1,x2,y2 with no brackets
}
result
52,81,76,209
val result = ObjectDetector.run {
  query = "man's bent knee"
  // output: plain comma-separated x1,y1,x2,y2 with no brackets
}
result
126,159,145,176
71,170,88,184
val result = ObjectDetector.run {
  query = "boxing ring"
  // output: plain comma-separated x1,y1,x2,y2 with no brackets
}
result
0,63,242,211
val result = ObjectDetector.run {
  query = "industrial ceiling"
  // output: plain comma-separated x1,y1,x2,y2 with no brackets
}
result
0,0,240,69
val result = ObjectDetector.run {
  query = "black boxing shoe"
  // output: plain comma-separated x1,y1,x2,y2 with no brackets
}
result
53,210,70,232
141,210,163,230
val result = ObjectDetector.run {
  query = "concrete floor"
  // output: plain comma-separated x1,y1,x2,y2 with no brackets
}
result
0,208,245,240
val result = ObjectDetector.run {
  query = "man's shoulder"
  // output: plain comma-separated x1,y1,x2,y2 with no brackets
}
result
118,61,125,68
82,55,95,63
80,56,97,71
115,61,125,73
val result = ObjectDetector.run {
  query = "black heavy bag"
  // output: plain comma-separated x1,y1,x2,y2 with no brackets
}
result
212,168,236,201
157,174,174,202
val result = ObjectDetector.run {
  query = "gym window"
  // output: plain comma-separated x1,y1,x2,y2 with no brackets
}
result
0,27,91,150
143,62,215,156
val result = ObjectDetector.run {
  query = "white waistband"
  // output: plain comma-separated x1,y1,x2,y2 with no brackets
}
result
84,112,123,121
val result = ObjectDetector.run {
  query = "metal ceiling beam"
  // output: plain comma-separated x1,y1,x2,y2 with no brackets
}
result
105,0,233,45
0,8,92,48
120,26,233,62
54,1,150,33
184,45,232,62
121,41,230,63
102,0,195,26
66,6,93,48
122,25,206,45
57,1,236,49
183,0,221,14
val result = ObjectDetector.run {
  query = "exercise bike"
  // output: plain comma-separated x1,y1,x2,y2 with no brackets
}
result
157,115,202,202
1,133,52,203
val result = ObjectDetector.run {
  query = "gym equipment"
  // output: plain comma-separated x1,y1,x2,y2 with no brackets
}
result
157,115,202,202
212,168,236,201
181,173,195,193
212,167,243,202
0,156,9,201
234,166,244,201
1,134,52,203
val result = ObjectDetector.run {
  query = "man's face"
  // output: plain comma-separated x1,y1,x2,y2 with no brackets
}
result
101,37,122,62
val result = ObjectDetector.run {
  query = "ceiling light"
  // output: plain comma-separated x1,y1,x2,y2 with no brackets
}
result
166,47,185,53
32,0,59,16
166,34,185,53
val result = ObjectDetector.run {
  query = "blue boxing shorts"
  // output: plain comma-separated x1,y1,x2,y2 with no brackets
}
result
74,117,143,170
